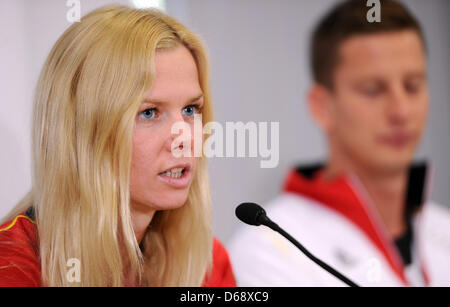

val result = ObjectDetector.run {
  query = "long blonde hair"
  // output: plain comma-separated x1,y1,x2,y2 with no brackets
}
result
2,5,213,286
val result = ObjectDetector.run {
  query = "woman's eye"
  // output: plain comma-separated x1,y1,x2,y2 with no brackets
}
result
182,104,201,117
139,108,157,120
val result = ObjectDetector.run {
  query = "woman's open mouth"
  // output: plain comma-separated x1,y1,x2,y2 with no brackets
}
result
160,167,186,178
157,164,191,188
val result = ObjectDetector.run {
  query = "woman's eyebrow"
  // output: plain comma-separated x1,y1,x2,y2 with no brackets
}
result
190,94,204,103
142,93,204,105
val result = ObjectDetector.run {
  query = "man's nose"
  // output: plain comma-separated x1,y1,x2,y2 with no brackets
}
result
386,85,411,126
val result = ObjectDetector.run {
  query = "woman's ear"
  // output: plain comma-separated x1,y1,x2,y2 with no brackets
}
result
308,84,334,133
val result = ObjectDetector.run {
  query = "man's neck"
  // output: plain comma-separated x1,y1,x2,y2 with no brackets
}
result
324,158,409,239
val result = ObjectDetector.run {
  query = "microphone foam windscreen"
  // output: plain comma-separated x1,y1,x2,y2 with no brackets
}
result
235,202,265,226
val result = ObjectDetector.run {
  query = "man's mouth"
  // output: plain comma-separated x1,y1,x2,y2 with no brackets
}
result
377,131,415,148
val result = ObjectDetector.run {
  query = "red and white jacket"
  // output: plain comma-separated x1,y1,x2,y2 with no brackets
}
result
228,163,450,286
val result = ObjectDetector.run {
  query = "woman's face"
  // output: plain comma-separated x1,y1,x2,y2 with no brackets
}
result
130,44,203,213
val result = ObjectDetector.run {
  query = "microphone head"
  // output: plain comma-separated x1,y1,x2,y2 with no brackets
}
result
235,202,267,226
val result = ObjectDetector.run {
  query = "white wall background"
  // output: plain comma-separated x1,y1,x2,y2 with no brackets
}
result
0,0,449,244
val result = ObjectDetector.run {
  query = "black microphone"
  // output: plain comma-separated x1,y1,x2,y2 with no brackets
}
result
235,202,360,287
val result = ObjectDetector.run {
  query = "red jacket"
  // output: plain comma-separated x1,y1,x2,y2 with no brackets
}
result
0,211,236,287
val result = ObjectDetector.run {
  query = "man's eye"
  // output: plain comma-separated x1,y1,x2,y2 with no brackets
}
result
182,104,201,117
364,88,382,97
405,81,421,94
139,108,157,120
358,85,384,97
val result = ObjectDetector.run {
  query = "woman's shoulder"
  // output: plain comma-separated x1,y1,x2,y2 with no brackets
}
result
202,237,237,287
0,208,36,241
0,209,41,286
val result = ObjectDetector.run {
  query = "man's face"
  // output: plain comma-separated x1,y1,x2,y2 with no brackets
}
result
327,30,429,173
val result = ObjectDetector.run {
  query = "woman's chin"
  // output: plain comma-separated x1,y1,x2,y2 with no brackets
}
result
152,195,189,211
132,188,190,212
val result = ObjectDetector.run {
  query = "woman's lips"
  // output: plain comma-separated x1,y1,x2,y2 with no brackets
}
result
377,132,415,148
157,164,192,188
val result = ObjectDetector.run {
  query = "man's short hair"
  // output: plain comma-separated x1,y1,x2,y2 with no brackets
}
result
310,0,426,89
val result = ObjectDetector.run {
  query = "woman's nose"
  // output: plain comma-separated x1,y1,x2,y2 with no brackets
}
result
164,117,192,156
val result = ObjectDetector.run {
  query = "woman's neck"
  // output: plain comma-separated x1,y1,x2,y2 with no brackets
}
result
130,203,156,244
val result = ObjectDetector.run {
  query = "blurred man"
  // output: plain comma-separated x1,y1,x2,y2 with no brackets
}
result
229,0,450,286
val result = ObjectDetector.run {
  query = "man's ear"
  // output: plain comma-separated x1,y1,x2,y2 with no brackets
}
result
308,84,334,133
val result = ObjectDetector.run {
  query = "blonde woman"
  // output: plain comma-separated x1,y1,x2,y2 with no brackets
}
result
0,5,235,287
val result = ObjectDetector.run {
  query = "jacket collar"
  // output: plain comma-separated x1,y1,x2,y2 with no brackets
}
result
283,162,429,285
25,206,36,222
